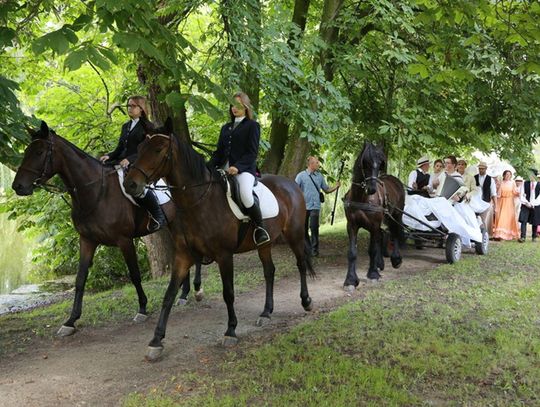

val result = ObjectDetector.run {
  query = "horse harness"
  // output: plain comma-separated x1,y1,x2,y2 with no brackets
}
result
18,134,111,219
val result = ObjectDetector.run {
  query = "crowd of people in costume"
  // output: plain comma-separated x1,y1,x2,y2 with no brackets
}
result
407,156,539,242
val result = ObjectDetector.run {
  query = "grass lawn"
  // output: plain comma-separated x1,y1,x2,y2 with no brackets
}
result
124,234,540,406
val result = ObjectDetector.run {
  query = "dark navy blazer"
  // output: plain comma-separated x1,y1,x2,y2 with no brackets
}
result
107,120,147,164
208,118,260,176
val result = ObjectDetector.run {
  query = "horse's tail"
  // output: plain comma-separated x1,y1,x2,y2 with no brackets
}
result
304,238,316,278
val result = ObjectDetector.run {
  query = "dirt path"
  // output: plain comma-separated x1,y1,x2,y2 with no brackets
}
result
0,244,448,406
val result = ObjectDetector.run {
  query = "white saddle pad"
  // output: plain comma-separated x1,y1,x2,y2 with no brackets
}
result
226,180,279,221
116,168,171,206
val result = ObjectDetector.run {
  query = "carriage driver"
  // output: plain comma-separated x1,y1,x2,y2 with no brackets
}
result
99,96,167,232
207,91,270,246
407,156,431,196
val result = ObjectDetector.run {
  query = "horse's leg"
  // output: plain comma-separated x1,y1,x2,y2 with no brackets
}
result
57,237,98,336
283,225,313,311
146,254,191,361
367,228,383,280
344,221,361,290
117,238,149,322
177,270,191,305
193,262,204,302
218,254,238,346
256,244,275,326
388,217,403,269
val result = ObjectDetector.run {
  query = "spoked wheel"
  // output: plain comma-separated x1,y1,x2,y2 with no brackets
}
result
445,233,462,264
475,226,489,255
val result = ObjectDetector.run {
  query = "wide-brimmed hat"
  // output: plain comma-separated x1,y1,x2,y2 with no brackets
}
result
515,176,524,182
477,161,488,169
417,156,429,167
529,168,539,177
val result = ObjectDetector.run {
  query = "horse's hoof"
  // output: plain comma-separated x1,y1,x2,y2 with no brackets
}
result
222,336,238,347
133,313,148,323
303,298,313,312
57,325,76,337
368,278,380,283
256,316,271,327
391,258,402,269
195,289,204,302
177,298,188,306
344,285,356,293
145,346,164,362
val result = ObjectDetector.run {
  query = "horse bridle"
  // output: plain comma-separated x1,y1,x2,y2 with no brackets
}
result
352,145,384,193
18,137,55,188
129,133,216,207
129,133,174,187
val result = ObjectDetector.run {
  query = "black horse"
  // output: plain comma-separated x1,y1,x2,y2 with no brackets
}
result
343,141,405,289
11,121,178,335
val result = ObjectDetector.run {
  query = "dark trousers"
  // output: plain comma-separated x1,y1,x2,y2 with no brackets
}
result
520,221,538,239
304,209,320,254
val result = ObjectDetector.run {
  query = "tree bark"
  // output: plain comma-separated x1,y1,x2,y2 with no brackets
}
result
136,61,185,278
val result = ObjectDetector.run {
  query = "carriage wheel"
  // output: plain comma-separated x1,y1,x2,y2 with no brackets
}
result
475,226,489,255
445,233,462,264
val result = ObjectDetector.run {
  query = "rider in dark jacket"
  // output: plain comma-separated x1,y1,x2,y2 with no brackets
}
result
100,96,166,232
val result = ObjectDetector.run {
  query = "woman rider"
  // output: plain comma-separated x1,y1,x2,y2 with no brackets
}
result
208,91,270,246
99,95,166,232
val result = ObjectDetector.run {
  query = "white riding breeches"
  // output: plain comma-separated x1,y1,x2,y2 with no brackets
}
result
237,172,255,208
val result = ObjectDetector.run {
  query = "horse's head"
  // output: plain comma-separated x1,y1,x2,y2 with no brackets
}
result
12,121,57,196
354,141,387,195
123,117,175,197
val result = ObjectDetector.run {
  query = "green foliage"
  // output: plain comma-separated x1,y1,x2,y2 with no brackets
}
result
1,0,539,288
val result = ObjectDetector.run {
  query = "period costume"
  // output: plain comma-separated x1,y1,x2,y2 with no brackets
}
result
474,162,497,237
518,171,540,241
493,180,519,240
407,156,431,197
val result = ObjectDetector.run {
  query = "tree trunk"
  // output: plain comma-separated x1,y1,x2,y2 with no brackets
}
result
279,127,311,178
137,62,185,278
142,230,175,278
262,0,311,173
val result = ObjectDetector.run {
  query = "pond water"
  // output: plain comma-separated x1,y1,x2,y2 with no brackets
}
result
0,211,35,295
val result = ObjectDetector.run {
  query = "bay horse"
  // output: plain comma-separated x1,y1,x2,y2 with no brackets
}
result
11,121,177,335
123,119,314,361
343,141,405,289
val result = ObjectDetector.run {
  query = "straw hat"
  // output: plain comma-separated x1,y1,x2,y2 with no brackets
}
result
416,156,429,167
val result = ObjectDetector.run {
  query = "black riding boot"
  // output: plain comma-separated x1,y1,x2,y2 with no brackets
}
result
135,189,167,232
245,197,270,246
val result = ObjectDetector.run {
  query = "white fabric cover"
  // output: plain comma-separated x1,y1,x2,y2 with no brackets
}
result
403,189,489,246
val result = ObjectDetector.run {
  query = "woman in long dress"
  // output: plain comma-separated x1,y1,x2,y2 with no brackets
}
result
493,170,520,240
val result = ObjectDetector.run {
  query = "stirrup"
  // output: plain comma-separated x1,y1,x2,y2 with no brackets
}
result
147,214,164,233
253,227,270,246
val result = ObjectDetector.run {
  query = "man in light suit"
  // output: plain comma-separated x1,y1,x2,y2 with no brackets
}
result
474,161,497,238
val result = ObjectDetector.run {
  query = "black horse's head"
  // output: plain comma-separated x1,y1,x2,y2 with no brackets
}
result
12,121,56,196
353,141,387,195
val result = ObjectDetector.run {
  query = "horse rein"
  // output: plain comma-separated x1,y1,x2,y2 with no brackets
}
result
129,133,217,208
18,134,111,218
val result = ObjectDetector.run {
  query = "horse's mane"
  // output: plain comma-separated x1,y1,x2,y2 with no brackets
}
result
176,139,210,182
353,142,387,181
50,131,102,164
